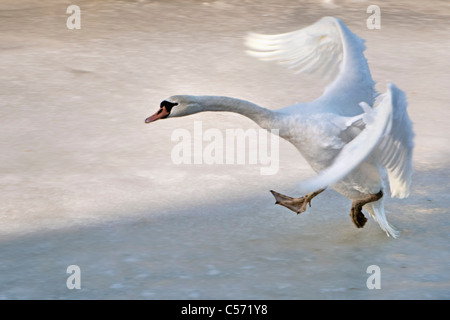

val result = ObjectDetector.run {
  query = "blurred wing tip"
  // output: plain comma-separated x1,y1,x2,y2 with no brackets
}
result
297,180,328,195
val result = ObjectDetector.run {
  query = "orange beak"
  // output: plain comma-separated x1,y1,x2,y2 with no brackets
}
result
145,106,170,123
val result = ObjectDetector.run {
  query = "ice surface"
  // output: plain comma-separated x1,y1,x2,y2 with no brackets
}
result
0,0,449,299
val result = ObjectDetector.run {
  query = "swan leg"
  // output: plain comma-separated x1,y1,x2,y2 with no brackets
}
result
350,190,383,228
270,188,326,214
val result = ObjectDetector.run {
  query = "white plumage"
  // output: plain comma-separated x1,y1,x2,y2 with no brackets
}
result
243,17,414,237
293,83,414,199
245,17,344,80
146,17,414,238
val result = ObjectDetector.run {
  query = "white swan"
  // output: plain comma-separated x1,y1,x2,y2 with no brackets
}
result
145,17,414,238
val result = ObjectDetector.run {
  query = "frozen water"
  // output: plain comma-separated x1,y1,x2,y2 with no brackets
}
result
0,0,449,299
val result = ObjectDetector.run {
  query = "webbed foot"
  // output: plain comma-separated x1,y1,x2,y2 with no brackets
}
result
270,188,326,214
350,190,383,228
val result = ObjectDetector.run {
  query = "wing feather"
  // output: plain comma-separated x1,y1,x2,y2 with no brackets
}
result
375,83,414,198
245,17,343,81
296,83,414,196
245,16,376,117
296,90,393,194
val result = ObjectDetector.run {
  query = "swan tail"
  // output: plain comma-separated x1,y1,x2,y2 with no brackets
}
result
364,196,400,238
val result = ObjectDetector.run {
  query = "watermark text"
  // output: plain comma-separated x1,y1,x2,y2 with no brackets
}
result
171,121,279,175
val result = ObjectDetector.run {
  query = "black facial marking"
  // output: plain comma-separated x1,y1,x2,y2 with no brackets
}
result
160,100,178,113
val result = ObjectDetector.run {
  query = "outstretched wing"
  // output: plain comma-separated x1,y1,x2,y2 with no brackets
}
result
245,17,344,80
296,83,414,197
245,17,376,115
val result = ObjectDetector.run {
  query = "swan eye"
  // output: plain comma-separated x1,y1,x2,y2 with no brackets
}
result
160,100,179,113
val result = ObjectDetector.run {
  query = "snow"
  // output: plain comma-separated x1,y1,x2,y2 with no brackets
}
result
0,0,449,299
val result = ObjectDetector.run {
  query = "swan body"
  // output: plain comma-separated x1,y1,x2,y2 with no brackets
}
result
145,17,414,238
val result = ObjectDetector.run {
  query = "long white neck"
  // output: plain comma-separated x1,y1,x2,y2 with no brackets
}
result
193,96,282,131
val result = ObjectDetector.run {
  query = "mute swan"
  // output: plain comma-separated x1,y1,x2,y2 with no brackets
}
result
145,17,414,238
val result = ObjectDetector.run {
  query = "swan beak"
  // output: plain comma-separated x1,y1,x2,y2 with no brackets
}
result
145,106,170,123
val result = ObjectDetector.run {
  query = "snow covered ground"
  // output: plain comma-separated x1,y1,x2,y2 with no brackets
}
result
0,0,449,299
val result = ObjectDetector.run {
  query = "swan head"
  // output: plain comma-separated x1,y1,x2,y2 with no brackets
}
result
145,95,200,123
